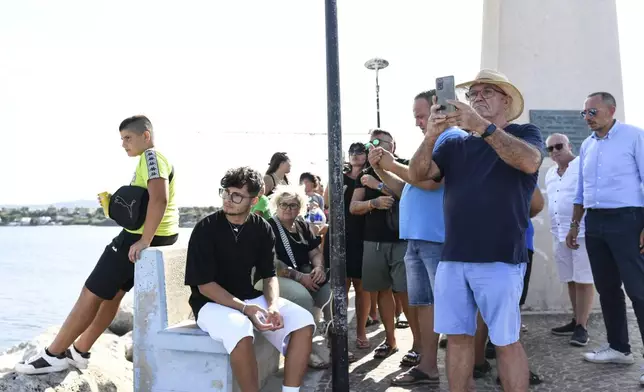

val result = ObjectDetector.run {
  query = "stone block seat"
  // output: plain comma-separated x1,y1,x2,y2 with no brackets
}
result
133,245,280,392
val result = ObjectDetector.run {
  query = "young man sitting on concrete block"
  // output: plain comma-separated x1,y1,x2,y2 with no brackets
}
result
185,166,315,392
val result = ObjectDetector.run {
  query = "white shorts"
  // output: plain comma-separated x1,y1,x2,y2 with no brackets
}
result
196,295,315,355
554,238,594,284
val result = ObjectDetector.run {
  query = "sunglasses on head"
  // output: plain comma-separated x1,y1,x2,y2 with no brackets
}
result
546,143,564,153
580,108,598,118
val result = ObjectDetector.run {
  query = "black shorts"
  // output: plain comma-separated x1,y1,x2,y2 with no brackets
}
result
85,230,178,300
519,249,534,306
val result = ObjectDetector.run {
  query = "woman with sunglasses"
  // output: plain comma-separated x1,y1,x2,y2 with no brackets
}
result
323,142,373,349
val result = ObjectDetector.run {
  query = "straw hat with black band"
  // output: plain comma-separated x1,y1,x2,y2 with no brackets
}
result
456,69,525,122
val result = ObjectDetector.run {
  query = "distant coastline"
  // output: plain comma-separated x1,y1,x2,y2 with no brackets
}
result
0,206,219,229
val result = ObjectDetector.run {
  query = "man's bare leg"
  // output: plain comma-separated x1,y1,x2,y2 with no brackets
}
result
395,293,403,318
74,290,127,352
283,326,314,387
575,283,595,328
567,282,577,320
48,287,104,354
446,334,475,392
230,336,259,392
353,279,370,342
474,313,489,366
496,342,529,392
415,305,439,377
378,289,397,348
369,292,379,321
396,292,420,351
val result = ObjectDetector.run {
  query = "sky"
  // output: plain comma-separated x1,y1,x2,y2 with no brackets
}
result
0,0,642,207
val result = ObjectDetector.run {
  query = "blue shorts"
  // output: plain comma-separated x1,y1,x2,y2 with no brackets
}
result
404,240,443,306
434,261,526,347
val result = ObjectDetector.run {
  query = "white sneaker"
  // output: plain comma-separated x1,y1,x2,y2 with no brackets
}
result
14,348,69,375
583,345,635,364
65,346,90,369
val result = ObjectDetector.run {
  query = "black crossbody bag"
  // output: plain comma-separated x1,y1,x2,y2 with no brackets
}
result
108,168,174,231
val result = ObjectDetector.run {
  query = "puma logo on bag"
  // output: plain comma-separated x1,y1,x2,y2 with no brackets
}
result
114,196,136,219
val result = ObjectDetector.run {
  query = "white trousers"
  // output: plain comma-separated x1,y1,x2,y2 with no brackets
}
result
197,295,315,355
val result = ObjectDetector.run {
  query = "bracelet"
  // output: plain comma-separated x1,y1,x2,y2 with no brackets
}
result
295,271,303,282
241,303,247,315
367,200,373,210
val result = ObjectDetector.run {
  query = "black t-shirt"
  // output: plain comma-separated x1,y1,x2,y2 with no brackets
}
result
268,217,320,269
343,172,365,240
184,210,276,318
433,123,543,264
355,157,409,243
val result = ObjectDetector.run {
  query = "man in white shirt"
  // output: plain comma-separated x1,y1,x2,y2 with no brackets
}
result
544,133,594,346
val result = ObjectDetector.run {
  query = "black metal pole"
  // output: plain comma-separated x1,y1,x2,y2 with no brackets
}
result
324,0,350,391
375,69,381,128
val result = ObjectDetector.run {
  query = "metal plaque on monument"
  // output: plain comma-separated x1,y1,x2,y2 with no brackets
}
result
529,110,590,153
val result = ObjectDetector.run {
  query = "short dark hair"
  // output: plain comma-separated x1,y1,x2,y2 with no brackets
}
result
414,89,437,104
119,115,153,135
587,92,617,107
370,128,394,141
221,167,264,197
299,172,318,186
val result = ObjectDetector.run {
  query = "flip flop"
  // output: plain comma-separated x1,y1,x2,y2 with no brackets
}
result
391,367,439,386
400,350,421,367
356,337,371,349
374,342,399,359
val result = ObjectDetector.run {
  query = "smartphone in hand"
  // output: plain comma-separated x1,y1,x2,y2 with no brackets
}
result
436,76,456,113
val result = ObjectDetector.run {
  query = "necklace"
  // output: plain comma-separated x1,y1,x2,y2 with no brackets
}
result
227,219,247,242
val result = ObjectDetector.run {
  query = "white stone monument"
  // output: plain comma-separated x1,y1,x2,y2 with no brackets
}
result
480,0,625,311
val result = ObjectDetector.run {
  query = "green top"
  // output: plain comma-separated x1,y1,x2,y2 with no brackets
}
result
251,195,271,220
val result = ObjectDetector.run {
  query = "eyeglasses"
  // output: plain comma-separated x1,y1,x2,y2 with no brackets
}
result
219,188,252,204
580,108,598,118
279,202,300,211
465,87,506,102
546,143,564,153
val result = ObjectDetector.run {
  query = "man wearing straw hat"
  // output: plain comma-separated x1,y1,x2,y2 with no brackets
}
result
409,69,543,392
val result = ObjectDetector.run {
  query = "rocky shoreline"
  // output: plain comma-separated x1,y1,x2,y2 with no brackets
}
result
0,295,135,392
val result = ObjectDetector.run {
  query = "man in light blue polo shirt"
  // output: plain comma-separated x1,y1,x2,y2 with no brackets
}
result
367,89,466,386
566,91,644,386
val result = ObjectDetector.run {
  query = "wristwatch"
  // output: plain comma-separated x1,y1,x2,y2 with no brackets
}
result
377,182,384,192
481,123,497,139
570,220,580,229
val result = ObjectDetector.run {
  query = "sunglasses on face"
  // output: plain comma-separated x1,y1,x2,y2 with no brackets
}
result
365,138,392,149
219,188,252,204
349,147,366,156
546,143,564,153
580,108,598,118
279,202,300,211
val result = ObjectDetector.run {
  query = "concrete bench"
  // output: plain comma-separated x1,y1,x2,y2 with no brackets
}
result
133,245,280,392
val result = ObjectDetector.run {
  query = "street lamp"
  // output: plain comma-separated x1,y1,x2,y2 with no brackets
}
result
364,57,389,128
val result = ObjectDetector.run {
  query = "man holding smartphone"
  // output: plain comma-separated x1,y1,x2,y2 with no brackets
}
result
409,70,543,392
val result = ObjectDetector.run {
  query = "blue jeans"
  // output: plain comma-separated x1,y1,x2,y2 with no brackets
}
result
404,240,443,306
434,261,526,347
585,207,644,354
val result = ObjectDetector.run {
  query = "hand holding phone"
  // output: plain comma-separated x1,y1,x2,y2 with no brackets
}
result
436,76,456,113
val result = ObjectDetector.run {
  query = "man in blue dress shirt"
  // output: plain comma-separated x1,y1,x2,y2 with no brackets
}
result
566,92,644,386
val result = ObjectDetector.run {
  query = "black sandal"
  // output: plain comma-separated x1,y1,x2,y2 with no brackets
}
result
496,371,542,386
400,350,421,367
373,342,399,359
391,367,439,386
395,314,409,329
